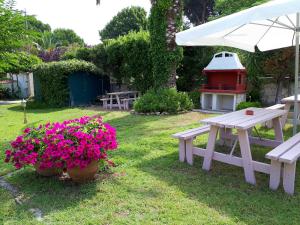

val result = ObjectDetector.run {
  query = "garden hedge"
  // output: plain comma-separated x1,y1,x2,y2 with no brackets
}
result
134,88,193,114
33,59,102,107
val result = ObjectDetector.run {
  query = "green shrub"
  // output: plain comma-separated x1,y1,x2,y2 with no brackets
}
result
133,88,193,114
188,91,201,109
33,59,102,107
0,86,11,99
236,101,262,110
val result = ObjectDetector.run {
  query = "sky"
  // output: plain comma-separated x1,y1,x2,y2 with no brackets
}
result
16,0,151,45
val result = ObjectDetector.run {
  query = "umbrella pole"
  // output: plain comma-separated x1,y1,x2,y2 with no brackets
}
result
293,12,300,135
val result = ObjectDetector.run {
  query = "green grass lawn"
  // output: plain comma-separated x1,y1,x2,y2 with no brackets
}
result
1,104,300,225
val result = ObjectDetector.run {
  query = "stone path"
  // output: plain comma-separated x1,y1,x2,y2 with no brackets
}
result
0,173,43,221
0,100,22,105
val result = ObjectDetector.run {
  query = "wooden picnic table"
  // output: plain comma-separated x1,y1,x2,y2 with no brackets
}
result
200,107,287,185
106,91,139,109
281,95,300,126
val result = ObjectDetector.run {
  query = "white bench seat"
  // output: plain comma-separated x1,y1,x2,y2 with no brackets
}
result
172,125,210,164
266,132,300,195
266,104,285,110
121,98,136,110
264,104,286,128
99,98,110,109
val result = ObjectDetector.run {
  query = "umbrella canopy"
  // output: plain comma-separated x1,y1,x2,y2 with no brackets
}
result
176,0,300,134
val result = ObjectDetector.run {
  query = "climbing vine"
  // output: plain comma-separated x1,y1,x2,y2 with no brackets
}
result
149,0,183,89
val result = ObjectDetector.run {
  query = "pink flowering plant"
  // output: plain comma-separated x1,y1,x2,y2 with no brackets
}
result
5,116,118,171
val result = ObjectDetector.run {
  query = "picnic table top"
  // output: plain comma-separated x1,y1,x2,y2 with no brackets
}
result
107,91,138,95
281,95,300,103
201,107,287,130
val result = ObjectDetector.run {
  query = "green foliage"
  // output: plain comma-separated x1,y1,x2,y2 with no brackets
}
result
75,32,153,93
0,52,41,74
214,0,268,16
0,0,35,52
134,88,193,114
52,28,85,47
61,44,85,60
177,46,214,91
149,0,183,89
188,91,201,108
0,86,11,99
33,60,101,107
104,31,153,92
99,6,148,40
236,101,262,110
26,15,51,33
184,0,214,25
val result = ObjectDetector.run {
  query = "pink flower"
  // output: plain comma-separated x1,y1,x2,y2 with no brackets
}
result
4,115,118,170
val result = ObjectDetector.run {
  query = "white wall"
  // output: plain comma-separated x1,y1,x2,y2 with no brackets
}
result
6,73,34,98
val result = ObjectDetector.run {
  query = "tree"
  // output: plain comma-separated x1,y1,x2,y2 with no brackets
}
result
99,6,147,40
214,0,268,17
264,48,294,104
0,0,33,52
149,0,183,89
96,0,183,89
26,15,51,33
184,0,214,25
52,28,85,47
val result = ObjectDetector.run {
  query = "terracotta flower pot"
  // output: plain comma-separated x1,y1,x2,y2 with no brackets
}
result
34,163,62,177
67,160,99,183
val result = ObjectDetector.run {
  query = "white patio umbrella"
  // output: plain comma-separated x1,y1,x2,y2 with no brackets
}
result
176,0,300,134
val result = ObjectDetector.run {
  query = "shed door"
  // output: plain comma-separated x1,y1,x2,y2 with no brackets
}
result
68,72,104,106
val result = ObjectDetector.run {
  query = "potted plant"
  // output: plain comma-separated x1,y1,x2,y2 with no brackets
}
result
5,126,62,176
5,116,118,182
53,116,117,183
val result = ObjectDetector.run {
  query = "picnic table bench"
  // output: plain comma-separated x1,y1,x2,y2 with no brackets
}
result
281,95,300,126
266,132,300,195
121,98,137,110
99,91,139,110
172,125,210,164
264,104,286,128
172,107,300,194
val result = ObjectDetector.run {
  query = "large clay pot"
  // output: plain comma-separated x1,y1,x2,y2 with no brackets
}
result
34,163,62,177
67,160,99,183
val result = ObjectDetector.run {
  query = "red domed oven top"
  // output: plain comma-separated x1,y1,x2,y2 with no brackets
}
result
201,52,247,94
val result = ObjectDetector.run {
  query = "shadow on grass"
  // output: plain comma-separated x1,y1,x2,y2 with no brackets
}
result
1,113,169,217
5,168,103,217
137,137,300,225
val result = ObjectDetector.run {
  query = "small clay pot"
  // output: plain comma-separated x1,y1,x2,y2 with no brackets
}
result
34,163,62,177
67,161,99,183
245,110,254,115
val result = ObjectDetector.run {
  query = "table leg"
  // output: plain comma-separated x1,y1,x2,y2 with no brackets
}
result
219,128,233,147
202,125,219,171
281,103,291,127
110,95,113,110
116,95,121,110
272,117,284,143
237,129,256,185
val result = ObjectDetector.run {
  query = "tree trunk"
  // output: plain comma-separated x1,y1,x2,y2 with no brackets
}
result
274,79,282,104
165,0,181,88
149,0,183,89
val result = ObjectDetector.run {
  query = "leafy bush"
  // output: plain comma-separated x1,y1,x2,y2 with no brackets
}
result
0,52,41,74
75,31,153,93
236,101,262,110
33,59,101,107
188,91,201,109
134,88,193,114
0,86,11,99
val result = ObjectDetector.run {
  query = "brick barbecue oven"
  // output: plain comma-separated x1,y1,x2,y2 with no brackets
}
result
201,52,247,111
